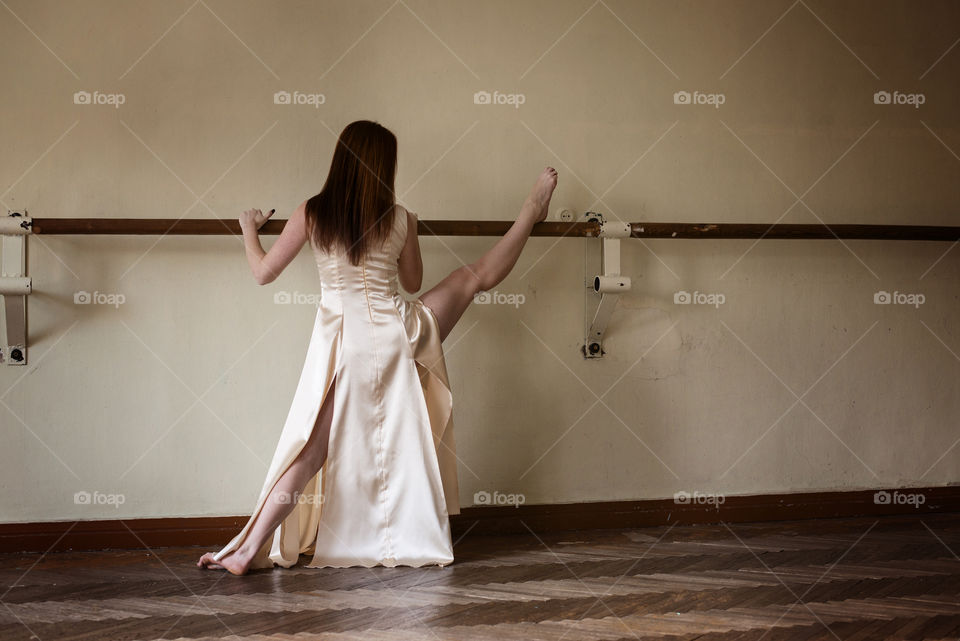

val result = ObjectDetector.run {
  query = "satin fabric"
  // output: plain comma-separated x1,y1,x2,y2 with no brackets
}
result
213,205,459,569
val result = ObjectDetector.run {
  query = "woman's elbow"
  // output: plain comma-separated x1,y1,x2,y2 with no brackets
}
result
412,267,423,291
401,273,422,293
256,270,276,286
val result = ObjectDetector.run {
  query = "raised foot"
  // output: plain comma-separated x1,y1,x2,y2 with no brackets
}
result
523,166,559,224
197,550,250,576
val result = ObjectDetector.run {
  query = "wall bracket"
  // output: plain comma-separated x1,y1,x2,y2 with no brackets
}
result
583,212,631,359
1,212,33,366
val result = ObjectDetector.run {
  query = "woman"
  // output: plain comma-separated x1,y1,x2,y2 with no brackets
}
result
197,120,557,575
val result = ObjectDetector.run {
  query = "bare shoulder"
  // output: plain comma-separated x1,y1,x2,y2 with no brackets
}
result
402,204,418,228
393,203,416,235
293,199,310,231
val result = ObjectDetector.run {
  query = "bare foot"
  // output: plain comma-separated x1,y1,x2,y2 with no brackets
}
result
522,166,558,224
196,550,251,576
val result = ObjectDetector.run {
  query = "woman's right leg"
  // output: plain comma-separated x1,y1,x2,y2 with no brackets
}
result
420,167,558,343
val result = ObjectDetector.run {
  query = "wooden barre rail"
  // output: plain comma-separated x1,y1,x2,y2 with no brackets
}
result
22,218,960,241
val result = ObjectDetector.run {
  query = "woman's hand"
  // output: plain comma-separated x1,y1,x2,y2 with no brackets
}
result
240,207,275,232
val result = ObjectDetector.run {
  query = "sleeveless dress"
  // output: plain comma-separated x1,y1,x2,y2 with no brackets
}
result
212,204,459,569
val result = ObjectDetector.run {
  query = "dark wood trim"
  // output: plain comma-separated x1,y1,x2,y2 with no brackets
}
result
24,216,960,240
450,485,960,538
1,486,957,553
0,516,248,554
627,222,960,241
27,218,599,237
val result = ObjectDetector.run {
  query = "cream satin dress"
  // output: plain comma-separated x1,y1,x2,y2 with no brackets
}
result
213,204,459,569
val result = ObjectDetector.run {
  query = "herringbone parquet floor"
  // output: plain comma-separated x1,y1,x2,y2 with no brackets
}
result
1,513,958,640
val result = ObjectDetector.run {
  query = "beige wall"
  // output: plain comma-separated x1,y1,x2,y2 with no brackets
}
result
1,0,957,523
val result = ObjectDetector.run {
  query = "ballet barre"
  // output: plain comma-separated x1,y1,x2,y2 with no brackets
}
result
12,216,960,240
2,212,959,365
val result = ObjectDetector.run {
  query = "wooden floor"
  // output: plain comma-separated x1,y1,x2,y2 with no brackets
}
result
1,513,958,640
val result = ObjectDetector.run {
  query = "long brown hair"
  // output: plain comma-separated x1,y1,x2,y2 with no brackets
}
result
305,120,397,266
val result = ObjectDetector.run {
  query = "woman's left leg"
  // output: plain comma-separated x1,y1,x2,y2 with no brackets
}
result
197,377,337,575
419,167,557,343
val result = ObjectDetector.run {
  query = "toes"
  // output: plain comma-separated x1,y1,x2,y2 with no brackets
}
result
198,553,223,569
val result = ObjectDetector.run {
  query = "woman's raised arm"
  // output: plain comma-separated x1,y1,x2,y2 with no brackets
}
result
240,201,309,285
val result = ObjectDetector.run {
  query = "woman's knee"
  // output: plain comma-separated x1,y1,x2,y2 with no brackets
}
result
302,383,335,470
301,423,329,473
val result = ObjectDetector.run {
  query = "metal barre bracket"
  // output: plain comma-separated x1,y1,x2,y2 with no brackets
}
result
584,212,631,359
1,211,32,366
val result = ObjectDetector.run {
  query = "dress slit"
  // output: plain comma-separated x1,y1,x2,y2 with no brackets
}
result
212,320,343,570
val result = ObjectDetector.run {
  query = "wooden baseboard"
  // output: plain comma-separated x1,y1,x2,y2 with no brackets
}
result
0,516,249,555
449,485,960,538
1,485,957,554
